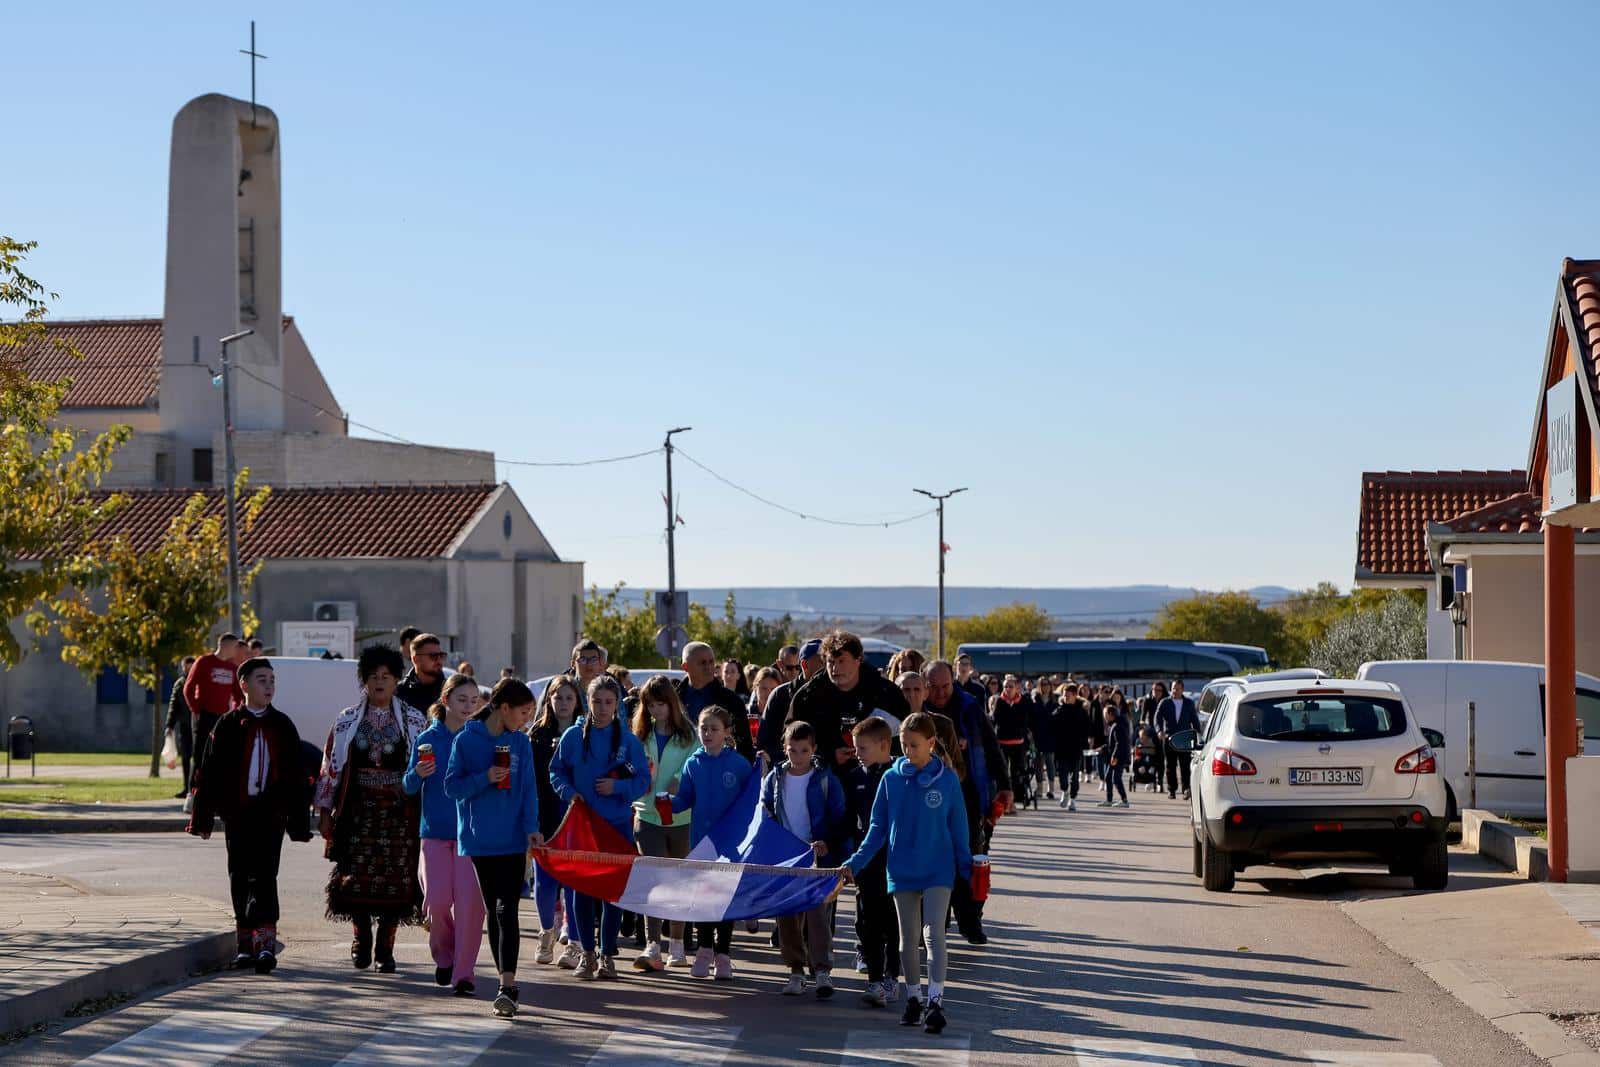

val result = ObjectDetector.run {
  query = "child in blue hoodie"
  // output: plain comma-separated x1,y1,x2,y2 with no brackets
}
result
445,677,542,1018
843,711,973,1037
403,674,485,997
762,720,847,999
549,674,652,982
670,704,755,980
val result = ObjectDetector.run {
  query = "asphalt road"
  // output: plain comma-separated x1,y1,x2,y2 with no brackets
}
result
0,789,1547,1066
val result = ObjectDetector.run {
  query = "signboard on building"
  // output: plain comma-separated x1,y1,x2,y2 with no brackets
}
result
1548,376,1579,513
279,621,356,659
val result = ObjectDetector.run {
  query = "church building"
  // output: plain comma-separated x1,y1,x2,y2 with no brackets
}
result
6,94,583,749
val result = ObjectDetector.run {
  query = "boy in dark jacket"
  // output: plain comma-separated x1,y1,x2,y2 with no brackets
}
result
843,715,899,1006
762,721,846,999
188,658,314,974
1051,686,1093,811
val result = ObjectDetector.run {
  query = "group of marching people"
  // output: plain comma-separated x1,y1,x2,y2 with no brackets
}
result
187,629,994,1037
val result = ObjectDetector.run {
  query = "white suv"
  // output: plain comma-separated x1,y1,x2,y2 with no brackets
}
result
1171,676,1449,892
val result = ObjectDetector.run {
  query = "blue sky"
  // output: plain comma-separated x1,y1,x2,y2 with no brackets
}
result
5,3,1578,595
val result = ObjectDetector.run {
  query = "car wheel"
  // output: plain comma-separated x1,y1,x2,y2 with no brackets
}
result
1387,854,1412,877
1445,783,1458,824
1412,838,1448,890
1192,832,1203,878
1201,831,1235,892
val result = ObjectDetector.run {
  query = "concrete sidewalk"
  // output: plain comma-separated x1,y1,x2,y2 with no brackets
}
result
1345,850,1600,1065
0,799,189,834
0,868,234,1038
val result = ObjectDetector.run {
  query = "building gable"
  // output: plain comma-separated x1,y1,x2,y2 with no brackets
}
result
1354,470,1527,581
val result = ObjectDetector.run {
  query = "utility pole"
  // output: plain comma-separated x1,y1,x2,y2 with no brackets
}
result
914,487,967,659
218,329,253,637
664,427,692,664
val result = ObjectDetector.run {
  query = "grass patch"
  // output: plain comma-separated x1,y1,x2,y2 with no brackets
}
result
32,752,146,767
1510,818,1549,840
0,777,177,805
66,992,131,1018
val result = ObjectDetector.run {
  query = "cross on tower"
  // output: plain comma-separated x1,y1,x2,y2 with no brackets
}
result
240,20,268,127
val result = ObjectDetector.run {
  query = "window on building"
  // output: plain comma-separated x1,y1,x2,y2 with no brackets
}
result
95,666,130,705
154,452,171,485
192,448,214,484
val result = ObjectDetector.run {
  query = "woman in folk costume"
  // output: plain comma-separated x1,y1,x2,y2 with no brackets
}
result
316,643,429,972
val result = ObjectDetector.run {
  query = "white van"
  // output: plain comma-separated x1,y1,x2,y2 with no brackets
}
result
265,656,363,747
1356,660,1600,818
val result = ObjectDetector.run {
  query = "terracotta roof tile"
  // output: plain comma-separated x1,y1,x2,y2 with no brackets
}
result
43,483,499,561
1436,492,1541,535
13,316,297,409
1356,470,1528,578
1567,267,1600,408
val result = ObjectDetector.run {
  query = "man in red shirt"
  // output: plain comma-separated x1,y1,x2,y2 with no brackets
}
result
183,633,242,799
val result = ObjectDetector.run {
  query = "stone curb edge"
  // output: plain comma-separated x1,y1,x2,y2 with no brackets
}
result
0,928,234,1038
1418,959,1600,1065
0,818,187,835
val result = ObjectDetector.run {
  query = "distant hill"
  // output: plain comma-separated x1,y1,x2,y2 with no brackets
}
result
658,585,1299,622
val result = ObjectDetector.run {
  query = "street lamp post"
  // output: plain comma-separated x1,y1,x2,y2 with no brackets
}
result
914,487,967,660
218,329,253,638
663,427,692,664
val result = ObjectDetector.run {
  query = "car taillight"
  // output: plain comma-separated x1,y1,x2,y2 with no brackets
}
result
1394,745,1437,774
1211,747,1258,776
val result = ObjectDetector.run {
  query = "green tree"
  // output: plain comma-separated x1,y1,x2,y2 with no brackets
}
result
582,584,799,670
0,237,130,666
1147,590,1288,662
946,601,1053,652
38,475,272,776
1307,592,1426,676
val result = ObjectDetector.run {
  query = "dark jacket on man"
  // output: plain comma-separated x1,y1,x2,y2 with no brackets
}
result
395,668,445,716
927,687,1004,807
1050,699,1094,758
676,676,754,760
1154,695,1200,736
759,675,804,763
786,663,910,768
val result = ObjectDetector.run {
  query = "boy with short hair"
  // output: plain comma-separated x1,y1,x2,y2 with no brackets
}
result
762,721,846,998
844,714,899,1006
188,657,314,974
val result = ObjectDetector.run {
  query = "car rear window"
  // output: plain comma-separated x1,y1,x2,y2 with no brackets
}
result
1236,696,1406,742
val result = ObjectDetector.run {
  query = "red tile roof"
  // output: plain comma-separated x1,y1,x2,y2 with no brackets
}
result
1566,264,1600,420
1435,492,1541,535
1356,470,1528,578
14,316,296,409
42,484,500,561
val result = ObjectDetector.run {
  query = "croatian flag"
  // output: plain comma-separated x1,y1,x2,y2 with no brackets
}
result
534,771,841,923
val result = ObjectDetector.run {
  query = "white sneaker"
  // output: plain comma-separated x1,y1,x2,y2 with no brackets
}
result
714,953,734,981
575,951,598,981
690,946,714,978
667,939,687,966
1068,798,1077,812
634,942,664,972
182,794,194,814
1096,800,1113,807
860,979,887,1006
557,943,582,970
536,928,557,965
781,972,806,996
815,971,835,999
1118,799,1131,808
1058,794,1069,809
888,979,906,1003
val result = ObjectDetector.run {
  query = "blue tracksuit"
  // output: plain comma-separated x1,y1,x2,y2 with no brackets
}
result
844,756,973,893
549,718,652,839
444,719,539,857
672,746,753,844
402,719,462,841
760,757,848,866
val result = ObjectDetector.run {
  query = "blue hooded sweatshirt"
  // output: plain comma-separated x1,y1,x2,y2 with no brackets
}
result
760,756,848,866
672,746,753,845
843,755,973,893
549,717,652,838
403,718,463,841
444,719,539,857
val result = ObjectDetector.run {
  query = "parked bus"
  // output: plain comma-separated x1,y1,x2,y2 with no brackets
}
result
955,638,1270,692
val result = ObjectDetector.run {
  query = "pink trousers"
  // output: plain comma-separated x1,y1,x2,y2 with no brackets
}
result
420,837,484,984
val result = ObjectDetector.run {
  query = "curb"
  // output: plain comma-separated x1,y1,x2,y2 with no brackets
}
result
1462,810,1549,881
0,929,234,1038
1418,958,1600,1065
0,818,187,835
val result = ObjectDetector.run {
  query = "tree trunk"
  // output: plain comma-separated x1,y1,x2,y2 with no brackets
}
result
150,686,163,780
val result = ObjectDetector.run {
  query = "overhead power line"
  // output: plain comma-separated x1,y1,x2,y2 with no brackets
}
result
673,448,937,528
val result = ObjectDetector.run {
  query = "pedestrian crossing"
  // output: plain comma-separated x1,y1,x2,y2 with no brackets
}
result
75,1010,291,1066
584,1024,740,1065
333,1015,509,1066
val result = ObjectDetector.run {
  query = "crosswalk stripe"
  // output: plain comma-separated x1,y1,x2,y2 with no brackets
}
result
1072,1039,1199,1065
586,1023,740,1066
74,1010,291,1066
1306,1054,1443,1066
841,1028,971,1065
333,1014,509,1066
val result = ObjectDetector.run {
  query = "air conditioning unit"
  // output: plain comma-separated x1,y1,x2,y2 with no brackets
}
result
313,601,358,624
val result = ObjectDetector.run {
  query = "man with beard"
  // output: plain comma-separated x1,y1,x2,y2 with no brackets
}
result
786,631,909,770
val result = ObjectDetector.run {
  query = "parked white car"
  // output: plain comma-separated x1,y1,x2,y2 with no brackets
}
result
1196,669,1329,726
1357,659,1600,819
1172,676,1450,893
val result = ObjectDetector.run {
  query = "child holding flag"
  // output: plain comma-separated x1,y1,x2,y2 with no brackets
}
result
843,714,899,1006
843,711,973,1036
630,675,697,972
669,704,755,980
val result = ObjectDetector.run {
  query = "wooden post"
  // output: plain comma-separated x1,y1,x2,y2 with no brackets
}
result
1544,520,1576,882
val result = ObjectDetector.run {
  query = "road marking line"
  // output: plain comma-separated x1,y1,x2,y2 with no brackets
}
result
1306,1054,1443,1066
1072,1039,1199,1065
586,1023,739,1065
334,1014,509,1066
75,1009,291,1066
842,1028,971,1065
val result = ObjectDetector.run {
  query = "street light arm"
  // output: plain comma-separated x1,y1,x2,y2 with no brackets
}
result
219,329,255,345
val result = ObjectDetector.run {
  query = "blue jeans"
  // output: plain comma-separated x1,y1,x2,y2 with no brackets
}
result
576,893,622,956
1104,763,1127,803
533,861,579,940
